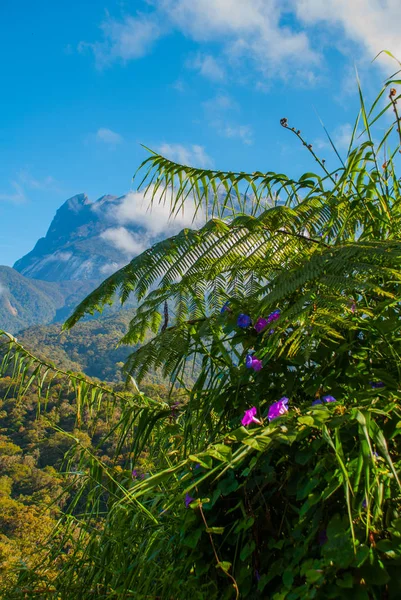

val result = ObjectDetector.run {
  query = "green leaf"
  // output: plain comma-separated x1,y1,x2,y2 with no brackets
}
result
240,540,256,561
298,416,314,427
217,561,232,573
206,527,225,534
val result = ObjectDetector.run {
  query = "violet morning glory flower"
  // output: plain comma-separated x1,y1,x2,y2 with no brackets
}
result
370,381,385,389
267,309,281,324
312,399,323,406
322,395,336,403
237,313,252,328
251,358,263,372
254,317,268,333
245,354,263,372
185,493,194,508
132,469,138,479
221,301,231,314
268,397,289,421
241,407,261,426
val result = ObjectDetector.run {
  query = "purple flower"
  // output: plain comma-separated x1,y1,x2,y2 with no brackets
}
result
171,401,180,419
255,570,261,582
245,354,263,372
322,395,336,403
185,493,194,508
237,313,252,328
132,469,138,479
268,329,275,335
254,317,268,333
312,399,323,406
241,407,261,426
370,381,385,389
350,302,356,314
362,497,367,509
251,358,263,372
267,309,281,324
268,397,289,421
221,301,231,315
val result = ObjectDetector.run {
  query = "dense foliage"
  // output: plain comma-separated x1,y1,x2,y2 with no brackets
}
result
3,55,401,598
19,310,199,384
0,335,184,596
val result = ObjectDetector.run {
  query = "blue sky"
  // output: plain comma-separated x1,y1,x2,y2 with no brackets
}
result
1,0,399,266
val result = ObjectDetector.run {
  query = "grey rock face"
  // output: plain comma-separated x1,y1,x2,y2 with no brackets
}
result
13,191,196,282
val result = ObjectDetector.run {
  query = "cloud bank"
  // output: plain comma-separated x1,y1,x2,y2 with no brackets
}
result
80,0,399,85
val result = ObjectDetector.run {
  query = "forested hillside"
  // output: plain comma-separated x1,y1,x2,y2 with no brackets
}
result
19,311,135,382
0,343,184,593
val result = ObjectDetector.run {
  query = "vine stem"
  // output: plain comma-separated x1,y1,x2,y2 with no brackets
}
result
198,503,240,600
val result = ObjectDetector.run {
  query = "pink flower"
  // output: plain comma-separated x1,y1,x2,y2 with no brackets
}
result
241,407,262,426
268,397,289,421
254,317,268,333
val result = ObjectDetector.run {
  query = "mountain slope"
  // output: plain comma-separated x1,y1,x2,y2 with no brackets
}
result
19,311,135,382
13,191,198,282
0,266,96,334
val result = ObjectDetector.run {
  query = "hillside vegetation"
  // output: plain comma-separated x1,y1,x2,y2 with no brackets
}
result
0,340,183,593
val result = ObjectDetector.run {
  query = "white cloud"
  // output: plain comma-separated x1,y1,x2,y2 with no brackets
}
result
332,123,353,151
101,227,147,256
81,1,318,78
18,171,58,191
171,79,185,92
315,123,354,153
96,128,123,145
158,143,213,167
0,182,26,204
80,0,401,86
186,53,225,81
79,14,162,68
203,94,238,114
112,186,205,236
293,0,401,71
47,251,73,262
218,124,253,145
160,0,319,77
203,93,253,145
100,261,124,275
0,170,59,204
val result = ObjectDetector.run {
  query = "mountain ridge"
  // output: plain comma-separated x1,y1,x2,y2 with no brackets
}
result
13,190,197,282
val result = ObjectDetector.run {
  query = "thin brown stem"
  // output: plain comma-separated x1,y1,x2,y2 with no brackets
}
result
198,503,240,600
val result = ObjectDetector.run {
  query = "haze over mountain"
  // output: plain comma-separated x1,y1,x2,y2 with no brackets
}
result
0,266,97,334
1,190,200,333
13,191,200,282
